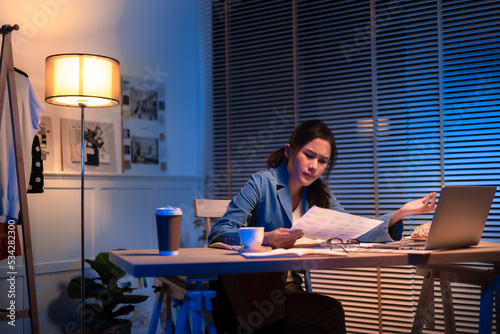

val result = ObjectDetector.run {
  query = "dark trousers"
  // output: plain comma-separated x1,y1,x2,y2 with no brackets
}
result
284,289,346,334
210,273,346,334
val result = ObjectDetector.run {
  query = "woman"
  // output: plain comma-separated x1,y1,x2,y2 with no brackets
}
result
208,119,436,333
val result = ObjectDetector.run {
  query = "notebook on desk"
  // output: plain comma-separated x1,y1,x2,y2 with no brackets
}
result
371,185,496,250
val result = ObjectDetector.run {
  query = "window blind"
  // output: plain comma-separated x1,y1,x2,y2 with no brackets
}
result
441,0,500,241
296,0,377,218
201,0,500,332
203,0,297,198
374,0,442,233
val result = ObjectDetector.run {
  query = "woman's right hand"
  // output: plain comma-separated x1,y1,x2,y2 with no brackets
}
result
263,228,304,249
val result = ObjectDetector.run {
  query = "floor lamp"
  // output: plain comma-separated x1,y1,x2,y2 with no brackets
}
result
45,54,120,333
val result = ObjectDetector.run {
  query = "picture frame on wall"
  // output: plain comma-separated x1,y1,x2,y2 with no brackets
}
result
121,75,167,175
37,116,55,171
60,118,117,173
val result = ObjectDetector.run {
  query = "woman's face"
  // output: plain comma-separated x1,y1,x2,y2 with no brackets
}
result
286,138,331,190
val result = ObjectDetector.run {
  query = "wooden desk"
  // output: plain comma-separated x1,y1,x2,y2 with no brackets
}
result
110,242,500,334
109,241,500,276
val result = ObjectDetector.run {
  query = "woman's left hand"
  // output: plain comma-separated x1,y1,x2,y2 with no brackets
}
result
401,192,437,215
389,192,437,225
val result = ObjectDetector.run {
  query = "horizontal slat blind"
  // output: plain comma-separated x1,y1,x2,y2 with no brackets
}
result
202,0,229,199
225,0,296,196
296,0,376,218
311,269,381,334
379,266,418,332
441,0,500,241
374,0,442,237
200,0,215,197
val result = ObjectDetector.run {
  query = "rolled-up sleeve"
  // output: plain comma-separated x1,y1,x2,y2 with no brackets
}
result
208,173,263,245
357,213,404,243
329,193,403,243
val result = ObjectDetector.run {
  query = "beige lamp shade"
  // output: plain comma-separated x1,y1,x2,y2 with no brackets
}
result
45,53,120,107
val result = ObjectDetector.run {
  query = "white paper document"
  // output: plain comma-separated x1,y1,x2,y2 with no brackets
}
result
240,248,349,258
290,206,384,241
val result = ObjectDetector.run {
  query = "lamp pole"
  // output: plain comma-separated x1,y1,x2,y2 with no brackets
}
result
79,102,86,334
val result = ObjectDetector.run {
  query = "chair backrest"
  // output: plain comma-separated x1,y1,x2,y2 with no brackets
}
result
192,199,231,245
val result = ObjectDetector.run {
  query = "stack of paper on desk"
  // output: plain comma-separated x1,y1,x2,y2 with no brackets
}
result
290,206,383,241
240,247,349,258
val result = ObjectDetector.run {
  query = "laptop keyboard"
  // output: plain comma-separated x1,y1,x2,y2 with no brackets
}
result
369,240,426,250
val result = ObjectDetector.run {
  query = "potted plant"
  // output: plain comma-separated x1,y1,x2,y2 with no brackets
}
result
67,252,149,333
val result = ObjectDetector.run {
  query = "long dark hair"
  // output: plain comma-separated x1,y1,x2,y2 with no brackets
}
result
267,119,337,208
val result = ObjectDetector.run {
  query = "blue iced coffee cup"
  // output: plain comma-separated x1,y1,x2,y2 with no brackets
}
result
155,206,182,256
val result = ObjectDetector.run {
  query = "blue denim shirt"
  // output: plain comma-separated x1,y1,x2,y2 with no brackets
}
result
208,162,403,245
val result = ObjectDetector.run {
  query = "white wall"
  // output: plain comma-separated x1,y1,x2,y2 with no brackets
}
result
0,1,203,333
1,0,201,176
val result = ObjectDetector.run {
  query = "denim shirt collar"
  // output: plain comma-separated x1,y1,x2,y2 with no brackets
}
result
275,161,289,189
275,162,310,225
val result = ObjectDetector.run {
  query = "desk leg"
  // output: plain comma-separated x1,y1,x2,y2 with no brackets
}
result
149,284,167,334
165,293,172,334
148,277,218,334
479,280,496,334
203,290,217,334
188,291,203,334
496,288,499,334
479,274,500,334
175,293,194,334
412,268,437,334
440,278,456,334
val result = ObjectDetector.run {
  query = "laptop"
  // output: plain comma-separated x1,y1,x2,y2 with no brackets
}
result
372,185,496,250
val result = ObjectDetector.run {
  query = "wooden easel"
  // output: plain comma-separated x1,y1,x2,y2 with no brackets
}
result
0,24,40,333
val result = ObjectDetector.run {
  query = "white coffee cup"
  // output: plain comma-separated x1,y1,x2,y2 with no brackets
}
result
240,227,264,249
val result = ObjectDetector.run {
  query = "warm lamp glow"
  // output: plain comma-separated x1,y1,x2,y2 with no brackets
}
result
45,54,120,107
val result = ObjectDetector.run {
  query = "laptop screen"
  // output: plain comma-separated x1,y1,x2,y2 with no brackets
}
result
424,185,496,250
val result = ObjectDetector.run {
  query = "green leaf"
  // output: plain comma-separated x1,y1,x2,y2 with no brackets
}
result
193,218,204,228
112,305,135,317
85,252,125,284
67,277,105,300
115,294,149,304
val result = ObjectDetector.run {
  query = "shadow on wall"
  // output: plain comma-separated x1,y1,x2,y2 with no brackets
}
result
47,281,80,333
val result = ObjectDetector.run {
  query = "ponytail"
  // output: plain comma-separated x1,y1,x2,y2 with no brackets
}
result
307,179,331,208
267,146,287,168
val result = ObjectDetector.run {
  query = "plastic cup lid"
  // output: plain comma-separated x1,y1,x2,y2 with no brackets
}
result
155,206,182,215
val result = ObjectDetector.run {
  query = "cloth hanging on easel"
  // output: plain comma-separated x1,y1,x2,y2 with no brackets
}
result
0,69,44,260
27,135,44,193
